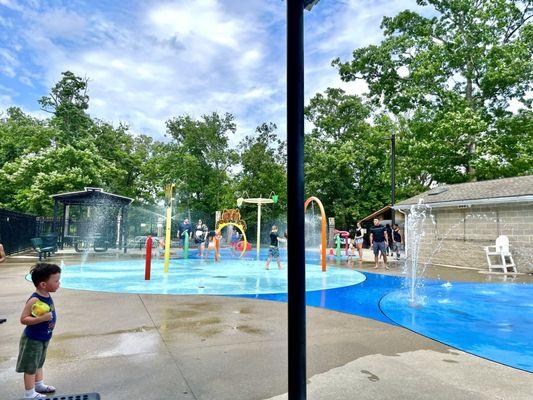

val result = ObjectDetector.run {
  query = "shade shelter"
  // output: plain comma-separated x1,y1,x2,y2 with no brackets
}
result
51,187,133,252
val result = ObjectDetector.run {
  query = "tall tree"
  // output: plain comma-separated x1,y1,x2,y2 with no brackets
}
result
163,112,238,215
39,71,92,143
334,0,532,181
237,122,287,228
305,88,393,226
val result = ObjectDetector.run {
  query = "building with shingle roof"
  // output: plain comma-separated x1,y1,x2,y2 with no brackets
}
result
395,175,533,209
393,175,533,273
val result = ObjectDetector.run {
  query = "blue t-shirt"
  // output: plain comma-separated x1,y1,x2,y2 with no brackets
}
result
24,292,56,342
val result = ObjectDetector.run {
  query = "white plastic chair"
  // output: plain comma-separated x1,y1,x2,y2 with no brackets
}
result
484,235,517,273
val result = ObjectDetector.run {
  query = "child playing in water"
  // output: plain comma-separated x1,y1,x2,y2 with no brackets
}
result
265,225,287,270
16,263,61,398
194,220,208,257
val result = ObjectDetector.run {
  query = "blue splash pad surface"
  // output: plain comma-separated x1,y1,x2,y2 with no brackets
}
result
56,259,366,295
48,253,532,372
239,273,533,372
238,271,400,324
379,282,533,372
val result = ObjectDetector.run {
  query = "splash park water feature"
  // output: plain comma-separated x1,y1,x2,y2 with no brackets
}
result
58,253,366,296
41,195,533,373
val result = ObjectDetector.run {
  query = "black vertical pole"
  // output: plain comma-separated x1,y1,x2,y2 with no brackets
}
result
287,1,306,399
60,203,67,249
391,133,396,227
123,206,129,254
52,199,58,235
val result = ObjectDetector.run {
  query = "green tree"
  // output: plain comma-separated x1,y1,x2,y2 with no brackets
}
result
236,122,287,229
305,88,393,226
0,145,117,214
334,0,532,181
39,71,92,144
162,112,239,216
0,107,56,167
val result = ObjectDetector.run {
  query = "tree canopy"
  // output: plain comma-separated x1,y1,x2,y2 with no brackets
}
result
0,0,531,229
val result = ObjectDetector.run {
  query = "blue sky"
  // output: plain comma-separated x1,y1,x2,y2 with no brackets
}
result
0,0,424,143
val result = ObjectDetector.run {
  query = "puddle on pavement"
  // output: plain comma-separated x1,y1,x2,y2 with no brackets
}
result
234,325,263,334
164,308,200,319
161,316,222,331
55,325,155,340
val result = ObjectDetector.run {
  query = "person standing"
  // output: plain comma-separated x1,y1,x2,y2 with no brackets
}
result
16,263,61,398
385,223,393,256
265,225,286,270
230,229,241,256
354,222,364,261
0,242,6,263
178,218,192,247
370,218,389,269
194,219,208,258
392,224,403,260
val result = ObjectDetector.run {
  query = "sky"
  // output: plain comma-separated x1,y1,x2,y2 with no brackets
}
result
0,0,425,143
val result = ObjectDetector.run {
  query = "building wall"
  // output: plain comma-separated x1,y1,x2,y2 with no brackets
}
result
401,202,533,273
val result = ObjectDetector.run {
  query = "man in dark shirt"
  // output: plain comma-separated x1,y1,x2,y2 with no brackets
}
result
370,218,389,269
392,223,403,260
265,225,286,270
178,218,192,247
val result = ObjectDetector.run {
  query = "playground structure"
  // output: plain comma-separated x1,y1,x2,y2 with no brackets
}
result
145,194,332,272
215,209,248,259
304,196,327,272
334,230,350,257
237,194,277,260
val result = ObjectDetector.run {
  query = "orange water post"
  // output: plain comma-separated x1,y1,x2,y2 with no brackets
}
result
304,197,327,272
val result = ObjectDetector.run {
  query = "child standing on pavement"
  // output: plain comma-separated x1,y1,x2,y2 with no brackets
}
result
16,263,61,399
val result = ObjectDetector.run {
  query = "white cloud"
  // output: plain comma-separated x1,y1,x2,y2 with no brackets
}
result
0,0,425,143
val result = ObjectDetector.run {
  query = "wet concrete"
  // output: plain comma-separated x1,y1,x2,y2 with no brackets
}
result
1,253,532,400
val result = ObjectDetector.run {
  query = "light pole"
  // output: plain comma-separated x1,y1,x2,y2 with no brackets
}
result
391,132,396,227
287,1,320,399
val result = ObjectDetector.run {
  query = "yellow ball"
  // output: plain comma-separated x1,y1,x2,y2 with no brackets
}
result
31,300,50,317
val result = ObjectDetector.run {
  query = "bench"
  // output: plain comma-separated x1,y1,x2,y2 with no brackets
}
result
30,238,56,261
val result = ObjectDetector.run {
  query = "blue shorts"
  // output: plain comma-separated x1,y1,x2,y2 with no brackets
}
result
373,241,388,256
268,246,280,258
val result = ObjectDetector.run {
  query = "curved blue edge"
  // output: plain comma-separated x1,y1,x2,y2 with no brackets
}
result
237,273,533,373
379,282,533,373
38,252,532,373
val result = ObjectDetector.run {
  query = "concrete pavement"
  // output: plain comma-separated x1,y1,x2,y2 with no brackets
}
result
1,253,531,400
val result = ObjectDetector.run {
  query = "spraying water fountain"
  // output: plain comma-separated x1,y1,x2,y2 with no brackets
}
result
50,187,133,261
402,199,435,306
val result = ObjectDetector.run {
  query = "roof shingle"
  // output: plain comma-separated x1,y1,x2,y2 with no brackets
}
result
396,175,533,207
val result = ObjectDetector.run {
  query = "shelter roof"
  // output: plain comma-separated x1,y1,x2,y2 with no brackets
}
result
359,205,392,223
51,187,133,206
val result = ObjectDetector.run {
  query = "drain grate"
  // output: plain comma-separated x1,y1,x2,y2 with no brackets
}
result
46,394,100,400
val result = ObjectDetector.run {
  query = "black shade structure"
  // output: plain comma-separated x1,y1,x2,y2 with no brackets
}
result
287,1,320,399
51,187,133,252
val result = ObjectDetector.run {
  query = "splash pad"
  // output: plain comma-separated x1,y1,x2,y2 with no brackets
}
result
57,255,366,296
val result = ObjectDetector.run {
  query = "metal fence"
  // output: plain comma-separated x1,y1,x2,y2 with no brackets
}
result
0,208,39,255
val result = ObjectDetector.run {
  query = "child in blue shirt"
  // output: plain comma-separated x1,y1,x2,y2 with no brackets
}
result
16,263,61,398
